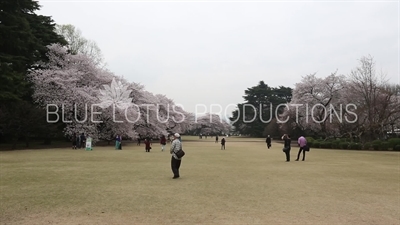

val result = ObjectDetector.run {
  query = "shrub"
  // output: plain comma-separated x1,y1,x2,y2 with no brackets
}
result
371,140,382,150
388,138,400,150
320,142,332,149
362,142,371,150
349,142,361,150
342,138,351,142
305,137,315,143
380,142,390,151
394,145,400,151
331,140,341,149
306,137,315,147
312,141,320,148
340,142,349,149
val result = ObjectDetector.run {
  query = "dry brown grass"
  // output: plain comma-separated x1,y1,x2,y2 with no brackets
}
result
1,136,399,225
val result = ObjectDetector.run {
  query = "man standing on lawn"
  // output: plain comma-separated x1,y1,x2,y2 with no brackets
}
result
221,137,226,150
266,135,272,149
296,136,307,161
170,133,182,179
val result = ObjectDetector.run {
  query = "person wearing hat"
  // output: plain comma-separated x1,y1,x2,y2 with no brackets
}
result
170,133,183,179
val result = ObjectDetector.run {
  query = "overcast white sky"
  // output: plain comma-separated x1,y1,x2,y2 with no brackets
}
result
38,0,399,117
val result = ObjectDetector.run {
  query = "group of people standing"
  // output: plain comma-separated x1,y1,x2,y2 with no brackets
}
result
110,133,308,179
113,133,184,178
71,133,86,149
266,134,309,161
281,134,309,162
117,134,179,153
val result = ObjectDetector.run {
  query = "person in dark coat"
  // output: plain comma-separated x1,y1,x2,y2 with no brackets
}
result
77,134,81,149
281,134,291,162
221,137,226,150
144,138,152,152
160,135,167,151
80,133,86,149
266,135,272,149
72,133,77,149
215,135,219,143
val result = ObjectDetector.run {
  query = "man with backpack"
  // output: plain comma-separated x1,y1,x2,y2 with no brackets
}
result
170,133,183,179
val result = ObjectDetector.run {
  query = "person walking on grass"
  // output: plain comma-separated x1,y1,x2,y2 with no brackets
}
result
72,133,77,149
215,135,219,143
160,135,167,151
296,135,307,161
281,134,291,162
115,134,121,150
266,135,272,149
170,133,182,179
221,137,226,150
144,138,152,152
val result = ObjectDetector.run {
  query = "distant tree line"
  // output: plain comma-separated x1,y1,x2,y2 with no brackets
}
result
231,56,400,143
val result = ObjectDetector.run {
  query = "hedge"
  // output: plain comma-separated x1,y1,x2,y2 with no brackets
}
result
331,140,341,149
349,142,362,150
301,139,398,151
371,140,382,150
388,138,400,150
320,142,332,149
380,142,390,151
305,137,315,143
362,142,371,150
340,142,350,149
312,141,320,148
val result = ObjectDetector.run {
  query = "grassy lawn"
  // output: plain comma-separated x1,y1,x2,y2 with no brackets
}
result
1,136,399,225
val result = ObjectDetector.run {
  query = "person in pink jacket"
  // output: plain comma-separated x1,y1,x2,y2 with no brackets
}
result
296,136,308,161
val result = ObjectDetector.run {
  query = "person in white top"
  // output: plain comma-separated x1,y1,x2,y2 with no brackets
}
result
170,133,182,179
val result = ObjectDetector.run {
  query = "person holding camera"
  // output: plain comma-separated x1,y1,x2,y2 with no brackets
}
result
281,134,291,162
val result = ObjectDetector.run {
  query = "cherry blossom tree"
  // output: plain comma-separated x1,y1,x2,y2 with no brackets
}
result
29,44,102,141
281,56,399,142
128,91,191,139
96,78,141,141
29,44,138,142
29,44,197,143
281,72,347,138
190,113,231,135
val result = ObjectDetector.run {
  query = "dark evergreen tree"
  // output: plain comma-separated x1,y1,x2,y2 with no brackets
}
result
0,0,66,102
230,81,292,137
0,0,66,148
